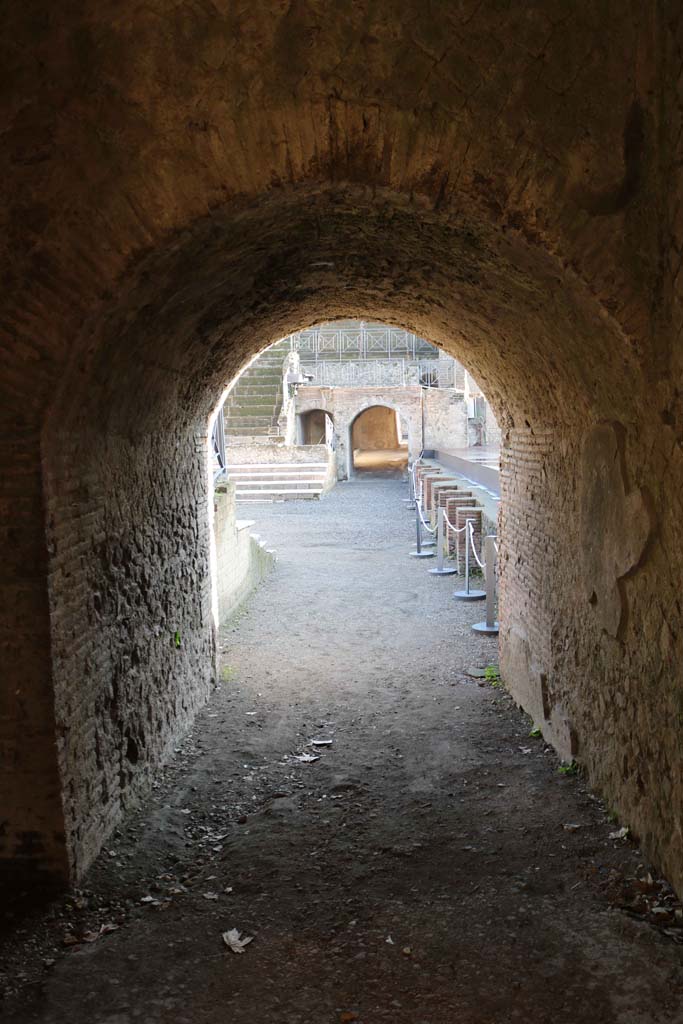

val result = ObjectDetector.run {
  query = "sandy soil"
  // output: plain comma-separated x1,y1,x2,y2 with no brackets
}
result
2,477,682,1023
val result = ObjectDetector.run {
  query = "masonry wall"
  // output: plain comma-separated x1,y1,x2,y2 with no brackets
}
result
43,424,216,880
423,389,468,451
213,481,274,624
0,437,67,885
226,442,332,466
498,428,557,742
295,386,422,479
485,407,502,448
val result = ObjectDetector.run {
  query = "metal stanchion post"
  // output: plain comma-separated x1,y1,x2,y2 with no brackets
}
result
410,500,435,558
405,466,416,509
453,519,485,600
429,507,457,576
473,536,499,633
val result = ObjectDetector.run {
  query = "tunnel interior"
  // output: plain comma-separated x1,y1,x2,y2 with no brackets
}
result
1,2,681,908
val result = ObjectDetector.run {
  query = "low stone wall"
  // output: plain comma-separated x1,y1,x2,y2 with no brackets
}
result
213,481,275,623
226,441,331,465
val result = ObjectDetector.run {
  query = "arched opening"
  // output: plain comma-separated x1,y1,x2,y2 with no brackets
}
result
14,184,667,894
350,405,408,474
0,4,679,946
297,408,333,446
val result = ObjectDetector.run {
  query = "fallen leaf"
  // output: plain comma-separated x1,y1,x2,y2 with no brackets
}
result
222,928,254,954
563,823,581,832
82,923,119,943
294,753,320,763
609,826,630,840
203,892,219,901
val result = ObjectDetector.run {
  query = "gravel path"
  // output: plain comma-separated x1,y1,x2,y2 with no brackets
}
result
3,478,682,1023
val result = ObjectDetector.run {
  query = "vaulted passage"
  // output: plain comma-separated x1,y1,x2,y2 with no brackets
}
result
2,0,683,971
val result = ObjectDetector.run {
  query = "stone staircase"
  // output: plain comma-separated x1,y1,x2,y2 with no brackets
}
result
228,463,330,502
223,341,289,439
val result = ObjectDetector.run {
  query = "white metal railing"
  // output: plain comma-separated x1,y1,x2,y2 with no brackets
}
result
288,324,438,361
211,406,226,481
299,359,458,389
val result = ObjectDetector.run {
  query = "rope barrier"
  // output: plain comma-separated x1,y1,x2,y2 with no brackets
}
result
416,499,437,534
442,509,467,535
467,520,486,571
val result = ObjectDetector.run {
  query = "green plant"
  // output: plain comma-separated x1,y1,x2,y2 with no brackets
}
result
221,664,236,682
558,760,579,776
484,665,502,688
174,630,181,649
529,726,542,738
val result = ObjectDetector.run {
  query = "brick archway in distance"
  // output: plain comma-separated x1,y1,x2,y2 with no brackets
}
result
1,3,681,896
296,387,421,478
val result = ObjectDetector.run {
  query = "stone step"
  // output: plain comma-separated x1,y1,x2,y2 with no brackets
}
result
226,403,279,415
233,480,322,491
228,463,329,471
235,488,323,501
225,415,277,426
234,385,282,395
226,427,278,436
230,475,327,485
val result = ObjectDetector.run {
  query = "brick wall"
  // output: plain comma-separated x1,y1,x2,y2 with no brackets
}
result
498,429,555,739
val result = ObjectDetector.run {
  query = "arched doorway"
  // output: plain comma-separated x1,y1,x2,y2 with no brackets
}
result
350,405,408,475
297,408,333,447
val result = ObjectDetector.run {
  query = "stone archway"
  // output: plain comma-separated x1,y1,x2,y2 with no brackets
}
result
296,384,422,479
0,4,681,895
295,408,334,449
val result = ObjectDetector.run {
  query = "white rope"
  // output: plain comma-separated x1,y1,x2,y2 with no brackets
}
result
442,509,467,535
416,499,436,534
468,520,486,571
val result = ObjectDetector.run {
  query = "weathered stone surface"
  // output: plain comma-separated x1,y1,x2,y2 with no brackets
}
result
580,423,651,637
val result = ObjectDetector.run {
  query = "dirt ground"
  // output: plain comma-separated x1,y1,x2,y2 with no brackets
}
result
2,477,683,1023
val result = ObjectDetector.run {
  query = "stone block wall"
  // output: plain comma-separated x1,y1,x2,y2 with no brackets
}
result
227,441,332,465
43,426,217,881
423,389,468,451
